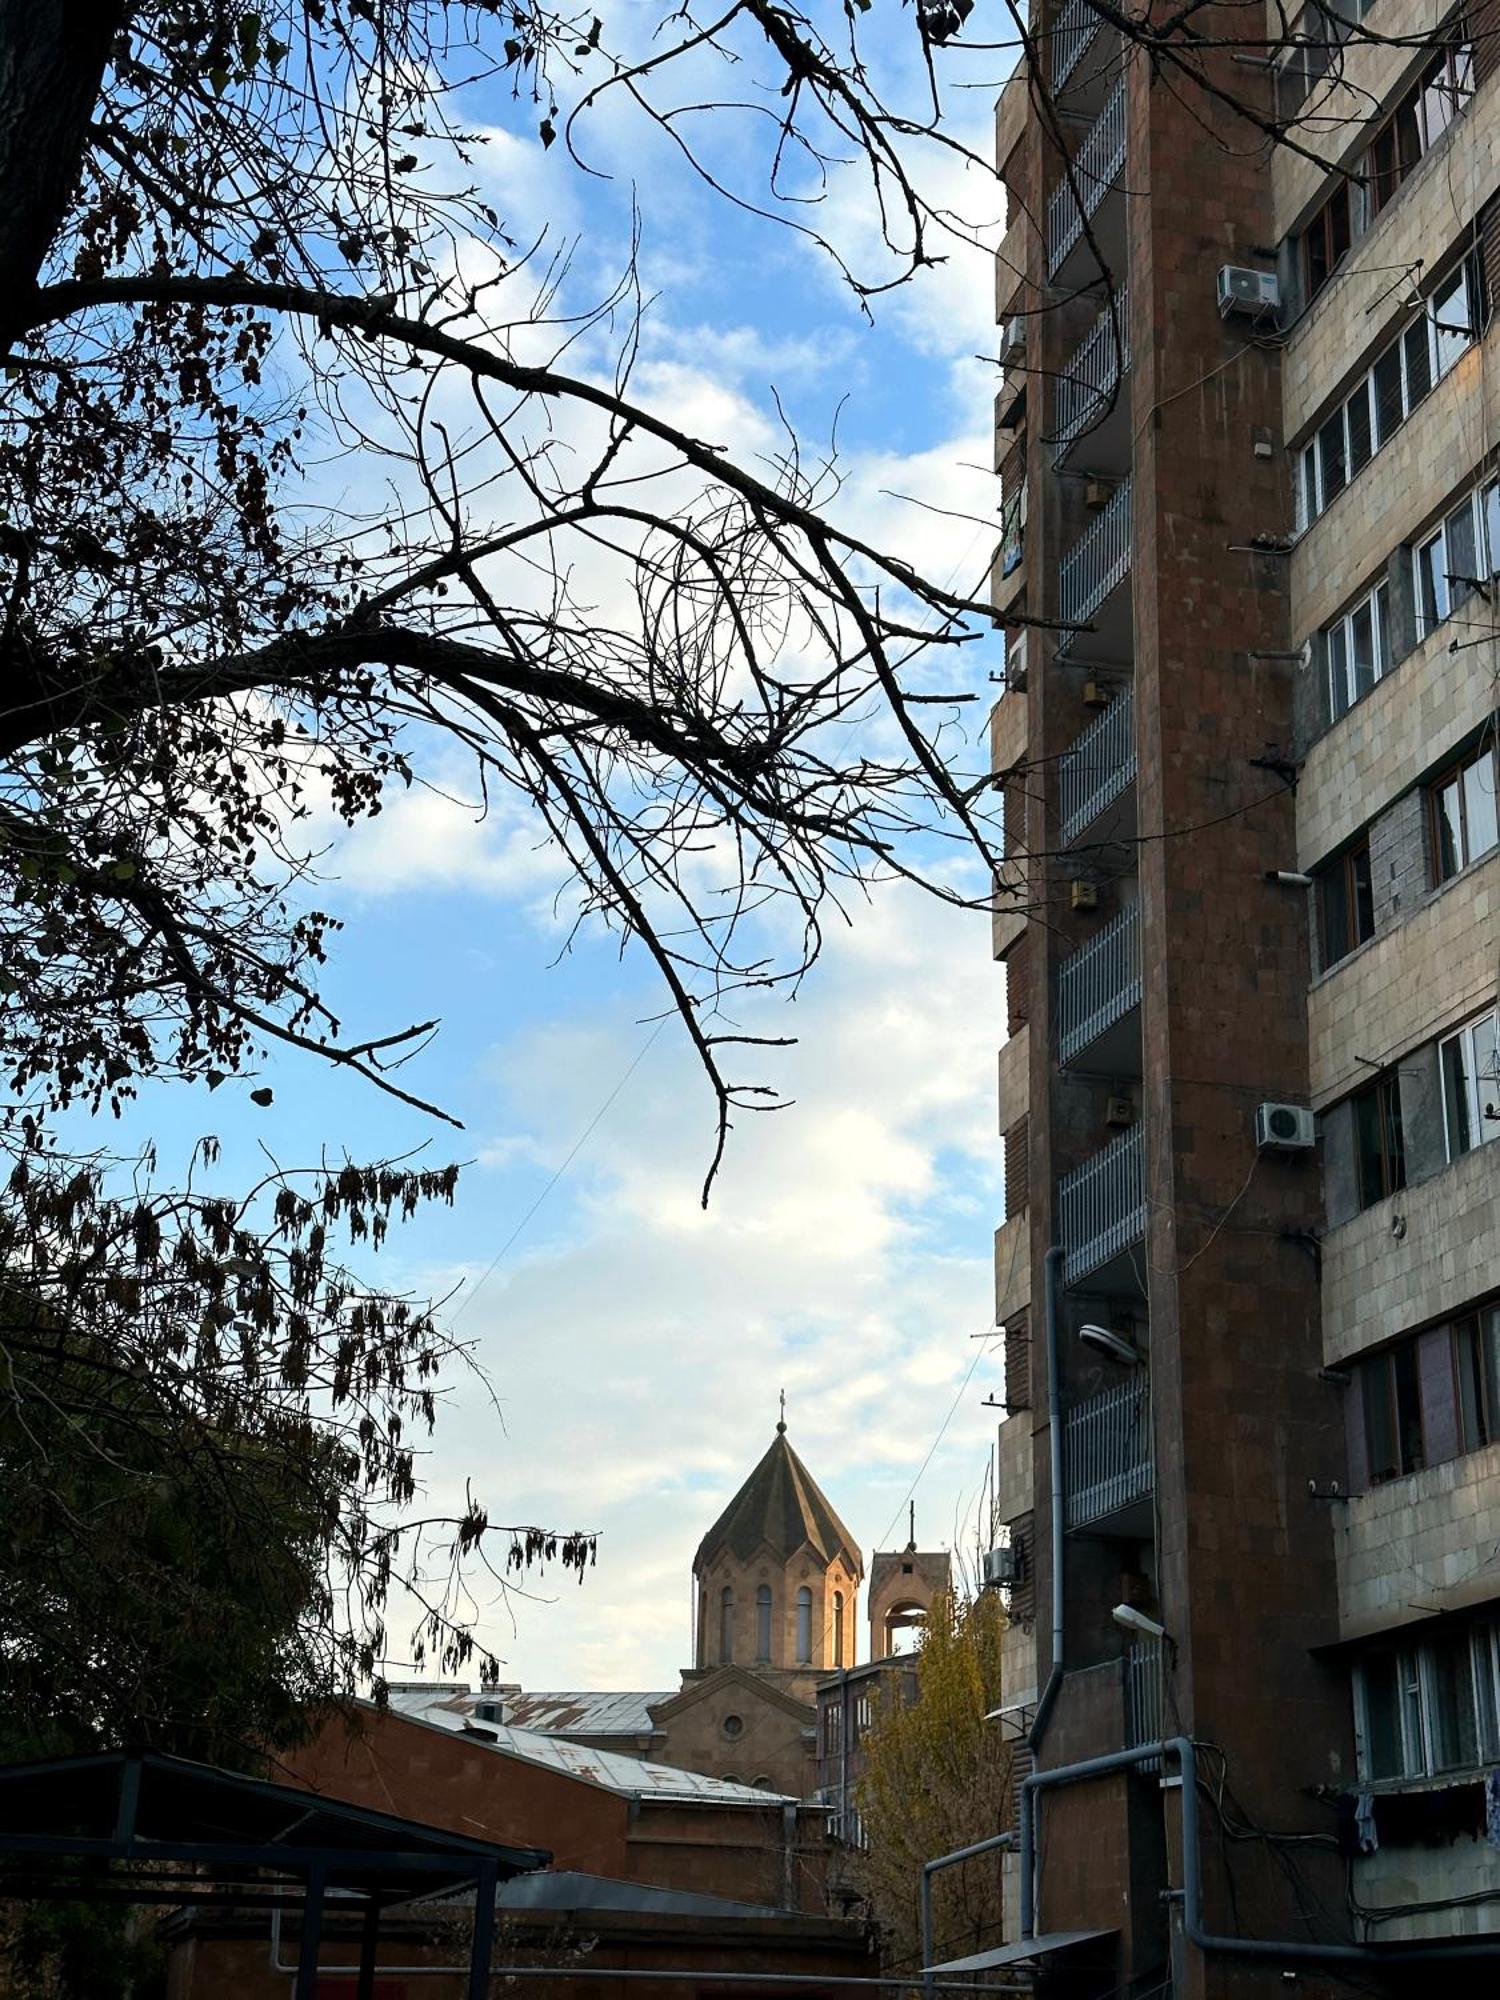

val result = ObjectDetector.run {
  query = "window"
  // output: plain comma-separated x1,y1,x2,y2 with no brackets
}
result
1303,181,1353,302
1361,1341,1424,1484
722,1712,744,1739
1440,1007,1500,1159
823,1703,843,1755
1353,1071,1405,1208
1415,481,1498,642
1356,1618,1500,1783
1428,738,1499,880
1326,580,1391,720
1279,1,1373,120
1319,840,1374,967
795,1585,813,1665
720,1586,734,1664
833,1589,845,1667
1452,1306,1500,1452
755,1583,772,1662
1298,260,1481,528
1366,38,1476,217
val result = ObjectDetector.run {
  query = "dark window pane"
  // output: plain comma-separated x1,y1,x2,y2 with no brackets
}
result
1306,223,1330,300
1429,1628,1479,1772
1303,445,1320,523
1418,534,1448,633
1382,1075,1405,1190
1364,1357,1398,1483
1447,498,1479,610
1319,410,1347,502
1352,842,1374,942
1347,383,1372,474
1349,601,1376,699
1328,621,1350,718
1443,1031,1475,1156
1396,98,1424,178
1368,123,1397,215
1374,581,1391,668
1405,316,1434,408
1330,184,1351,262
1373,343,1405,443
1434,773,1464,879
1321,857,1352,965
1394,1342,1424,1474
1354,1086,1385,1207
1455,1318,1489,1451
1364,1653,1405,1778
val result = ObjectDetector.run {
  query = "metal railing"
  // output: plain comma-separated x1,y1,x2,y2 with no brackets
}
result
1058,1122,1144,1283
1052,287,1130,453
1058,475,1131,629
1059,686,1135,843
1051,0,1103,91
1063,1374,1153,1530
1057,901,1140,1066
1047,76,1126,274
1125,1636,1165,1770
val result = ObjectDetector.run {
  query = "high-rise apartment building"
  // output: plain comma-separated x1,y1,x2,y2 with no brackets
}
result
988,3,1500,1990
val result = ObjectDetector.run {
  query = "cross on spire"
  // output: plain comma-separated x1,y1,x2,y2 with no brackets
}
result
777,1388,787,1435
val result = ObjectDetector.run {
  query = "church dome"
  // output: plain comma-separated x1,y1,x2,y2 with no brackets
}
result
694,1426,863,1579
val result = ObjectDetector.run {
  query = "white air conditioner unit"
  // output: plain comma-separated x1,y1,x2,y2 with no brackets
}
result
1000,314,1026,367
1218,265,1281,321
1255,1101,1316,1151
982,1545,1022,1589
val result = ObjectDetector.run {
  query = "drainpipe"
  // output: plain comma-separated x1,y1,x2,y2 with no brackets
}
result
1027,1245,1068,1755
920,1832,1017,2000
1020,1736,1500,1965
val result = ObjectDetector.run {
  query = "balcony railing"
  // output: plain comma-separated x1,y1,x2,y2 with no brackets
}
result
1051,0,1103,91
1057,901,1140,1067
1063,1374,1153,1531
1059,1122,1144,1283
1047,76,1126,275
1058,476,1131,629
1125,1636,1165,1768
1059,687,1134,844
1052,288,1130,453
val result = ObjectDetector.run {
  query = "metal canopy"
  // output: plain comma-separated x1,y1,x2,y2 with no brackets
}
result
924,1930,1117,1974
0,1748,549,2000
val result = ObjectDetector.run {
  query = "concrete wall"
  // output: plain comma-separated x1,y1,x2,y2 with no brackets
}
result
1335,1439,1500,1640
1321,1139,1500,1365
1353,1836,1500,1941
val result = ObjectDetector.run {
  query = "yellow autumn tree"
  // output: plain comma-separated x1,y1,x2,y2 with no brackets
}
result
855,1590,1013,1981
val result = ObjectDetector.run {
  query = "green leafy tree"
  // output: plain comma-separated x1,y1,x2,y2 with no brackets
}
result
856,1592,1012,1978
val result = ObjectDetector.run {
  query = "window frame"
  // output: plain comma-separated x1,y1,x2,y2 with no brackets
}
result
1298,257,1482,530
1414,479,1498,646
1451,1305,1500,1453
1427,736,1500,881
795,1584,813,1666
1325,578,1391,721
1352,1069,1406,1209
1319,838,1375,968
1440,1006,1500,1160
1355,1617,1500,1785
1360,1339,1425,1485
755,1582,773,1663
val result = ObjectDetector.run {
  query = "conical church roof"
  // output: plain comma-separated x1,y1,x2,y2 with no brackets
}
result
694,1426,863,1577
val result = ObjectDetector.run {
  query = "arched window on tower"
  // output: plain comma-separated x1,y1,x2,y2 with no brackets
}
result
834,1590,845,1666
796,1586,813,1664
756,1584,773,1662
720,1585,734,1664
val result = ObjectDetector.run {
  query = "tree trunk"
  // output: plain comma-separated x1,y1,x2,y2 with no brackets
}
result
0,0,124,349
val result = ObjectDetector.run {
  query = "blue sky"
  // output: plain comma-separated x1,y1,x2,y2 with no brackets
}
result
110,14,1017,1689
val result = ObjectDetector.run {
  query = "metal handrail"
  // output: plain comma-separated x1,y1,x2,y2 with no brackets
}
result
1058,686,1135,843
1047,75,1126,274
1063,1373,1152,1529
1056,900,1140,1066
1058,476,1131,628
1052,287,1130,452
1058,1122,1144,1283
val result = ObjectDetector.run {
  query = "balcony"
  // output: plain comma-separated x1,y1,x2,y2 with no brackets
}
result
1058,1123,1145,1289
1058,686,1134,845
1056,902,1140,1072
1051,0,1102,92
1124,1636,1165,1764
1051,288,1131,469
1063,1374,1153,1535
1047,76,1126,280
1058,477,1130,650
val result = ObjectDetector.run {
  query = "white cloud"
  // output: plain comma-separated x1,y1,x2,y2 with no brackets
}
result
408,878,1003,1688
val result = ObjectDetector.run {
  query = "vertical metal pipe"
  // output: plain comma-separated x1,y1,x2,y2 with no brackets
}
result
356,1895,380,2000
295,1864,327,2000
469,1859,498,2000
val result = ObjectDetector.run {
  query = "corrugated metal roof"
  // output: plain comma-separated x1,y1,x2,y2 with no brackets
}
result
384,1686,668,1738
391,1696,799,1806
